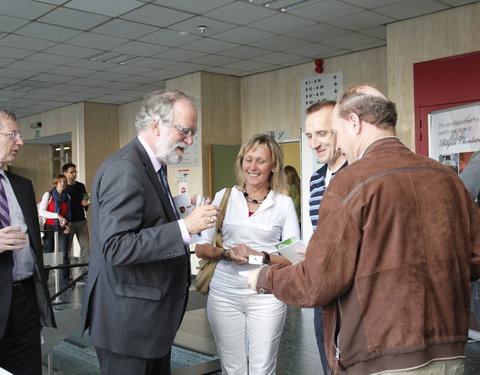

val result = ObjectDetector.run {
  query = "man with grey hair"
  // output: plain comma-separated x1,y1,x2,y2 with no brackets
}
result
82,90,219,375
250,85,480,374
0,109,56,375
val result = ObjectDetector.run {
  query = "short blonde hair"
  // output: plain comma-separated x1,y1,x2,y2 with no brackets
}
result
235,134,286,192
51,174,67,189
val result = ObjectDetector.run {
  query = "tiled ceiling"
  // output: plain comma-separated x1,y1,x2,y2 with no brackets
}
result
0,0,477,118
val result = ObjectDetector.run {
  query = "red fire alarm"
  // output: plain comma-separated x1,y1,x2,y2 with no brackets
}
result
314,59,324,73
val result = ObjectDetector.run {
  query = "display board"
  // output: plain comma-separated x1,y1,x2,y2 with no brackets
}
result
300,72,343,242
177,129,201,167
428,102,480,174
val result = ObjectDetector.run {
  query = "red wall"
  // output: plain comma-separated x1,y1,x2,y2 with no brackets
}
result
413,51,480,155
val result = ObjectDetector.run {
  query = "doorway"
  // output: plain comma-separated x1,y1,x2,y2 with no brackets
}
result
18,132,72,200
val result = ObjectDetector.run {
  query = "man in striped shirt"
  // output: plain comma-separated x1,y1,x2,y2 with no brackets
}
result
305,100,347,374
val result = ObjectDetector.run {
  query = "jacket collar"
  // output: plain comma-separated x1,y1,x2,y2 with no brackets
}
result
361,136,402,158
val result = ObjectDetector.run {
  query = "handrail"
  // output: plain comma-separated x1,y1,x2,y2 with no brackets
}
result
49,270,88,301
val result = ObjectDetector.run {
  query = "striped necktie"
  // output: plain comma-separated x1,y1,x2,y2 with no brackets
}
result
0,175,10,228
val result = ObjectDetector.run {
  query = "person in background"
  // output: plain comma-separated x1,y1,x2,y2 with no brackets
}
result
460,151,480,204
38,174,71,288
0,109,56,375
249,85,480,375
81,90,218,375
195,134,300,375
460,150,480,327
62,163,90,280
284,165,301,225
304,99,347,374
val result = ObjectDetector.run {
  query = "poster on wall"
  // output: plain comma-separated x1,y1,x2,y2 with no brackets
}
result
428,102,480,174
176,130,201,167
177,169,189,195
300,72,343,243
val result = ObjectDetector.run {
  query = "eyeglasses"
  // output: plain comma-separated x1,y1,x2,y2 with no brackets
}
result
0,131,22,140
168,123,198,138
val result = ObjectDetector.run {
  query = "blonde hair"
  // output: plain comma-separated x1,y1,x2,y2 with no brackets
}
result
235,134,286,192
51,174,67,189
284,165,300,188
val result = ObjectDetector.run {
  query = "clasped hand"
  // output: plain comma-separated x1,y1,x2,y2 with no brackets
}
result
184,204,220,235
230,244,260,265
0,225,27,253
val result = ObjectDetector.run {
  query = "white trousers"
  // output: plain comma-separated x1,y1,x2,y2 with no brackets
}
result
207,290,287,375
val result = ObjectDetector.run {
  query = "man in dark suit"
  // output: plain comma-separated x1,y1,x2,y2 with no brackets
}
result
82,90,219,375
0,109,56,375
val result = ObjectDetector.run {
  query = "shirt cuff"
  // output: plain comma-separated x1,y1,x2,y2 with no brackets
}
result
178,219,191,245
256,265,273,294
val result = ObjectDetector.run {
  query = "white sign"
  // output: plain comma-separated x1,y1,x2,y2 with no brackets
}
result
177,132,201,167
429,102,480,157
177,169,189,195
300,72,343,242
428,102,480,174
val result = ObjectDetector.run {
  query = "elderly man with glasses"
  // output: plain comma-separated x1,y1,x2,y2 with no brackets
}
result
0,109,56,375
81,90,219,375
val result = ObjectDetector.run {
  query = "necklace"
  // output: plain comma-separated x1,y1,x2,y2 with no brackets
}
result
243,185,269,204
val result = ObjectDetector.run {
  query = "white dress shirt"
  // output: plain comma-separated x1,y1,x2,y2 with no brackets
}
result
0,169,34,281
198,187,300,296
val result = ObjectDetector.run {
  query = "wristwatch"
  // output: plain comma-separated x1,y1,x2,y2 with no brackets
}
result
220,248,231,261
262,251,270,265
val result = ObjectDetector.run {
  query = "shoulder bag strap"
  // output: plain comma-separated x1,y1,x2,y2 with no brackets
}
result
214,188,232,247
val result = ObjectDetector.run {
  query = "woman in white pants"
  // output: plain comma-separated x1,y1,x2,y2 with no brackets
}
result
196,134,300,374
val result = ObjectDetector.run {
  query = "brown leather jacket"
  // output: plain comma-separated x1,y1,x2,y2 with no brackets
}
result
258,138,480,374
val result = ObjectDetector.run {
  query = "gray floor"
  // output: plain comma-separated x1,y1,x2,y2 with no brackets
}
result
42,277,480,375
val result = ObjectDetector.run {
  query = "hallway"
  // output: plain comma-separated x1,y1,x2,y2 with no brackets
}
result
41,283,480,375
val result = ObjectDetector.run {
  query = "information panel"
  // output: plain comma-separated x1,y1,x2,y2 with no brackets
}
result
300,72,343,242
429,102,480,174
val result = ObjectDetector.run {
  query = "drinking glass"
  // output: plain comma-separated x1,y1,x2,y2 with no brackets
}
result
194,194,208,207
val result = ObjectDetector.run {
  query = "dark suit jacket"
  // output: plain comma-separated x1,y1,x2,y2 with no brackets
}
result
81,137,190,358
0,171,56,337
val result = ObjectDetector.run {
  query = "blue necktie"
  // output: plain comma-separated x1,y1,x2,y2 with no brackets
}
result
158,166,178,219
159,166,169,193
0,175,10,228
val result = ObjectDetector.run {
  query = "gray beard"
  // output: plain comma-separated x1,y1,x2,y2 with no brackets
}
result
156,141,186,165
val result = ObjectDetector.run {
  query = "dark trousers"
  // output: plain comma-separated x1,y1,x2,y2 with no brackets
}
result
0,278,42,375
472,280,480,326
42,225,71,282
96,347,171,375
314,306,330,375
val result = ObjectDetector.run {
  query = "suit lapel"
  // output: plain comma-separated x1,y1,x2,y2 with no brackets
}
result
131,139,178,222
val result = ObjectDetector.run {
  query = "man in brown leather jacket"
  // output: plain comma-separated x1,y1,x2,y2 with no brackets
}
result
250,85,480,375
